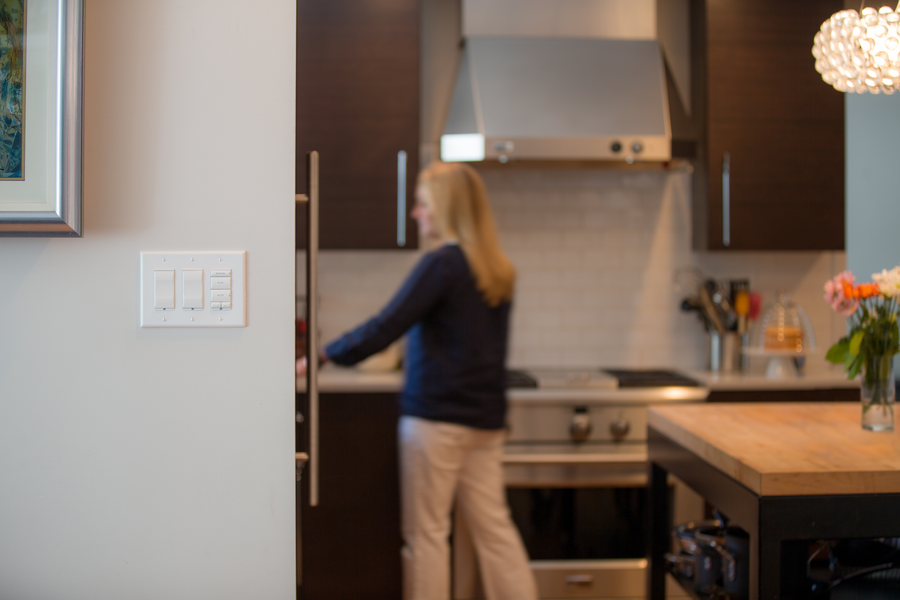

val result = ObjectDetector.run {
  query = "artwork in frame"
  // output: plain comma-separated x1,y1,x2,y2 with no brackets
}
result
0,0,82,237
0,0,25,180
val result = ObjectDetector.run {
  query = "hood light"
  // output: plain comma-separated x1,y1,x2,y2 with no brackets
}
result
440,134,485,162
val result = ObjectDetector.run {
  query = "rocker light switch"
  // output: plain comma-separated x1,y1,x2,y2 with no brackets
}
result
153,270,175,310
183,269,203,309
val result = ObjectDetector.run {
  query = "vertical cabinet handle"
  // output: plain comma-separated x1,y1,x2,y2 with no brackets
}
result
397,150,407,247
722,152,731,247
306,151,320,507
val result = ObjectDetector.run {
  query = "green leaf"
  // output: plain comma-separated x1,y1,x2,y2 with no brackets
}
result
848,353,864,379
826,338,850,364
849,330,865,356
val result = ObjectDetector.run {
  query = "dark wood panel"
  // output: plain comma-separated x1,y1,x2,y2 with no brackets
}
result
297,392,402,599
296,0,419,250
706,388,858,403
693,0,846,251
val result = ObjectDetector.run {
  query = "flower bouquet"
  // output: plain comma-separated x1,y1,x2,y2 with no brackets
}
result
824,268,900,431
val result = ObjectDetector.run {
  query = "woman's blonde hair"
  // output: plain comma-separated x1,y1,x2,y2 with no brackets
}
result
418,162,515,306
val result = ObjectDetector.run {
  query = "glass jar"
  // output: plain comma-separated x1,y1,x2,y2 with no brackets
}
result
747,290,816,377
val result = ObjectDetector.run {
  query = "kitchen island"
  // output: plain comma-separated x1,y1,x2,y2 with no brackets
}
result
647,402,900,600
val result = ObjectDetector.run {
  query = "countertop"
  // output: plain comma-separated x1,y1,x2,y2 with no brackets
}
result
296,365,404,393
298,365,859,396
686,369,859,391
648,402,900,496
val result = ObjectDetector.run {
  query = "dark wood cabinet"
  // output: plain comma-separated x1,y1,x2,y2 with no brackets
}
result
690,0,845,251
296,0,419,250
706,387,857,403
296,392,402,600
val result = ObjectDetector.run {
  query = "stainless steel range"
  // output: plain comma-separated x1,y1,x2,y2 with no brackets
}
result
453,368,709,600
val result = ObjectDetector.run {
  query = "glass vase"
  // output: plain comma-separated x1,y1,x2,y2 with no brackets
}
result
861,355,895,432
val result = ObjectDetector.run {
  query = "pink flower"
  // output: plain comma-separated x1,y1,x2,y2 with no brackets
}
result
824,271,860,316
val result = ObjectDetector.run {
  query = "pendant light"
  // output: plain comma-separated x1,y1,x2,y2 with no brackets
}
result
813,3,900,94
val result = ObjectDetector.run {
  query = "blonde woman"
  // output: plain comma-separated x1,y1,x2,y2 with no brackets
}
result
301,162,537,600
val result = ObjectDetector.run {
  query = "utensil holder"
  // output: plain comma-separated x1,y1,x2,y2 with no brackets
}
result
708,332,741,373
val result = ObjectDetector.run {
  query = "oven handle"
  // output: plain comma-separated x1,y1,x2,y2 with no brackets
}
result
501,452,647,465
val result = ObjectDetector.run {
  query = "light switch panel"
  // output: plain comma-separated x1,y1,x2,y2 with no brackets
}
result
140,251,246,327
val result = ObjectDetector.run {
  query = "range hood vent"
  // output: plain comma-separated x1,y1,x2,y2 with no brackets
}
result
441,36,674,163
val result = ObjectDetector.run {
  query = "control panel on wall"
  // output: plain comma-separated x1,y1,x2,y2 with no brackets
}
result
140,251,247,328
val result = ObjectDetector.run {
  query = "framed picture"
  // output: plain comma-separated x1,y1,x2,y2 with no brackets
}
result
0,0,83,237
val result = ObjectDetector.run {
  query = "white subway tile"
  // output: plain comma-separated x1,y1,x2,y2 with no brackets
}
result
306,170,843,372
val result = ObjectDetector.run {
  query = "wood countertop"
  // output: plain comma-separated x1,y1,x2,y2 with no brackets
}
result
648,402,900,497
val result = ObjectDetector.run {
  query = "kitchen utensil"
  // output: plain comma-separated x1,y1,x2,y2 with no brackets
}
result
671,521,727,593
734,289,750,331
664,550,695,581
710,282,736,327
705,279,736,331
696,526,750,598
721,527,750,597
699,285,726,334
693,543,723,592
682,297,716,332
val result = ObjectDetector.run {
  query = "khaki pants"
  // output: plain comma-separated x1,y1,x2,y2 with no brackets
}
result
399,416,538,600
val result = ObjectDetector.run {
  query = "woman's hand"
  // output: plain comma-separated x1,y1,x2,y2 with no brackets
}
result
295,349,329,376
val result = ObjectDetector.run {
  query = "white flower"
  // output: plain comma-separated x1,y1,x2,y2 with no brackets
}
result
873,267,900,297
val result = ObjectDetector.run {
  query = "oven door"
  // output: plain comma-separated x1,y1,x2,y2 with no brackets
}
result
452,443,700,600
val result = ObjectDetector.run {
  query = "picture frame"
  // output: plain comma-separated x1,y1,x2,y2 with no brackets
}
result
0,0,83,237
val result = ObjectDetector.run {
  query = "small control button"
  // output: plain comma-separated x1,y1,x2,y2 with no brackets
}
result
211,289,232,302
211,277,232,290
632,141,643,153
211,269,232,277
211,302,222,309
221,302,232,310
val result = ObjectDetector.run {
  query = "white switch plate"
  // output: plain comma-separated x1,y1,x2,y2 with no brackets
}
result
140,251,247,328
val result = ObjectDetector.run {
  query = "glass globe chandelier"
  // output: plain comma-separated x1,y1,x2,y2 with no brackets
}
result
813,4,900,94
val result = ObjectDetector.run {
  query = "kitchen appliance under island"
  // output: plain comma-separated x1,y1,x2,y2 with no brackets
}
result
453,368,709,600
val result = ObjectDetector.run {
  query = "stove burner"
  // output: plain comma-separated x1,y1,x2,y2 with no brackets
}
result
603,369,700,388
506,369,539,389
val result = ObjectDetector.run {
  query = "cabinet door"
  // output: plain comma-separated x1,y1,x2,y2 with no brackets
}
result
696,0,845,250
296,392,402,600
296,0,419,250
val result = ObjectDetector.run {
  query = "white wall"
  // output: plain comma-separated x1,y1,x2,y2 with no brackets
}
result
846,94,900,280
0,2,297,598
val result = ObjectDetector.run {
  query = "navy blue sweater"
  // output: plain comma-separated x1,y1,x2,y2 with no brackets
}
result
324,244,510,430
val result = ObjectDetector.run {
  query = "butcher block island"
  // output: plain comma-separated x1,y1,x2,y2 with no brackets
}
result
647,403,900,600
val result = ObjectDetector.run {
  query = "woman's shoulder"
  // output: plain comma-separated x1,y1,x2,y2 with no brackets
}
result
431,242,464,259
415,243,468,282
428,243,468,271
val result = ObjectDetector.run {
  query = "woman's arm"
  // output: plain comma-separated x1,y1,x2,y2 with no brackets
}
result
323,249,453,366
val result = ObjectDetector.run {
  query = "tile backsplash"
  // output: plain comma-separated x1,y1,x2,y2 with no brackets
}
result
298,167,846,374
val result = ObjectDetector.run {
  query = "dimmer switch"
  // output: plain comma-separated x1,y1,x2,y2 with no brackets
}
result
183,269,203,309
153,270,175,310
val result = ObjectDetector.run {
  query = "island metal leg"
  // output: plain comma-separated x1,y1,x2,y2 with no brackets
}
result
648,462,669,600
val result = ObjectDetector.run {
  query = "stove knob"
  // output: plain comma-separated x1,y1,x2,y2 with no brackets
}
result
570,409,592,442
610,418,631,441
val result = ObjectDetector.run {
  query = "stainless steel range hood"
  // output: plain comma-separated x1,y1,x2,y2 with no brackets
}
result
438,0,694,164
